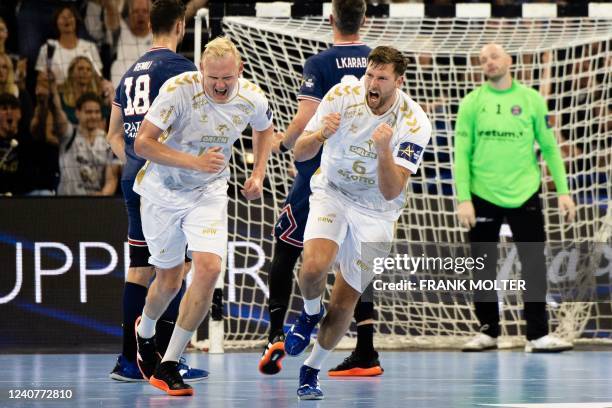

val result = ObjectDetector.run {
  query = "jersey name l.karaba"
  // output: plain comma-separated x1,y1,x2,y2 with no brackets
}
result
133,72,273,208
305,76,431,220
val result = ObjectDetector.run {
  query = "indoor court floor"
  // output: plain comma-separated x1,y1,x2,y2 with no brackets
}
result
1,350,611,407
0,350,612,408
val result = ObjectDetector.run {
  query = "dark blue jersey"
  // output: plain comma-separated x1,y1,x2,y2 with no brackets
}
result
295,42,371,177
113,47,196,181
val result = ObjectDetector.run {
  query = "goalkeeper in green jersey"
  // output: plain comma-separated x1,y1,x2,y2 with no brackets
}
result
454,43,576,353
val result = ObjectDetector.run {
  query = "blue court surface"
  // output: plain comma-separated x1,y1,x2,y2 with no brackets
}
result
1,350,611,407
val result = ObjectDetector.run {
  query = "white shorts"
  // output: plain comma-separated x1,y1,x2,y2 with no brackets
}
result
303,187,394,293
140,193,228,269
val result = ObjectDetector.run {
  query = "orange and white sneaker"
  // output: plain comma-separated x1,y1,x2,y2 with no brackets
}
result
258,333,286,375
149,361,194,396
328,350,384,377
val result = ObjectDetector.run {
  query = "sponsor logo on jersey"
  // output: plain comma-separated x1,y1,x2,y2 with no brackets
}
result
217,124,229,136
397,142,423,164
302,75,315,89
477,130,523,139
236,103,254,115
337,169,376,185
317,213,336,224
356,259,370,272
349,139,377,159
123,121,142,138
511,105,522,115
200,135,229,143
192,96,208,110
232,115,243,125
202,221,224,236
344,105,365,119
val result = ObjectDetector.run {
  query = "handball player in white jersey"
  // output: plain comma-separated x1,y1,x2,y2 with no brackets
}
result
132,36,274,396
285,46,432,400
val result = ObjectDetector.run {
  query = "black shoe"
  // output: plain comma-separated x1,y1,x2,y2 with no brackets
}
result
258,332,286,375
134,316,161,380
150,361,194,396
328,350,384,377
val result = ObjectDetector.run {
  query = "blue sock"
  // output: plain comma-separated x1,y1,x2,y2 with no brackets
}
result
122,282,148,361
156,280,186,355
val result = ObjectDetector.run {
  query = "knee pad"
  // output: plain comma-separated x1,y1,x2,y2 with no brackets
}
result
129,244,151,268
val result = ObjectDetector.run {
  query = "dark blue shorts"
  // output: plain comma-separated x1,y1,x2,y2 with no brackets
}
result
121,179,147,248
273,173,312,248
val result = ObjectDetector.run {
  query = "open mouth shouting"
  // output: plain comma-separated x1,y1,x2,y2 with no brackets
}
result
214,87,228,98
368,89,381,105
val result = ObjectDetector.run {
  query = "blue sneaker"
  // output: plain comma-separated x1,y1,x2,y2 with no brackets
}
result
297,365,324,400
177,357,209,383
109,355,146,382
285,306,324,356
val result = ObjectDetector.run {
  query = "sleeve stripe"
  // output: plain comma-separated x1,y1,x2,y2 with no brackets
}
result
112,101,121,107
297,95,322,103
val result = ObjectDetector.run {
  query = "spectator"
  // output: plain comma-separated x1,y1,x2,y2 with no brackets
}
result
34,6,103,86
82,0,121,79
0,53,33,135
0,93,53,195
0,53,18,97
0,17,27,92
59,55,113,126
54,92,119,196
110,0,152,86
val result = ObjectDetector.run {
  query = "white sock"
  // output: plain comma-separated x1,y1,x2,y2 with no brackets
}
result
137,311,157,339
303,296,321,315
162,325,194,363
304,340,331,370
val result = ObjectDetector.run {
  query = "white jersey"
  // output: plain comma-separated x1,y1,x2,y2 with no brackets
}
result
133,72,273,208
305,76,431,220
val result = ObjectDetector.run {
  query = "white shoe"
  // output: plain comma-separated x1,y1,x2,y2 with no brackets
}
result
525,334,573,353
461,333,497,352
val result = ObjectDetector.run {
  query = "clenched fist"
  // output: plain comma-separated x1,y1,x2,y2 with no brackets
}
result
321,113,341,139
372,123,393,151
241,174,263,200
194,146,225,173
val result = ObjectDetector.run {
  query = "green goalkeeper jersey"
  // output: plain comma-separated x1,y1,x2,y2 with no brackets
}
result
454,80,569,208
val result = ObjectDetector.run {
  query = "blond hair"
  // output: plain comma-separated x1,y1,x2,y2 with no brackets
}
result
202,36,241,65
0,54,18,98
60,56,103,108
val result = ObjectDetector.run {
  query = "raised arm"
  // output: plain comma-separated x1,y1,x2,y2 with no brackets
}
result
271,99,319,153
294,113,340,162
373,123,411,201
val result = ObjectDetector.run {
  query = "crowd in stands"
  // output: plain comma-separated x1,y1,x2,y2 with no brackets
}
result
0,1,607,197
0,0,209,197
